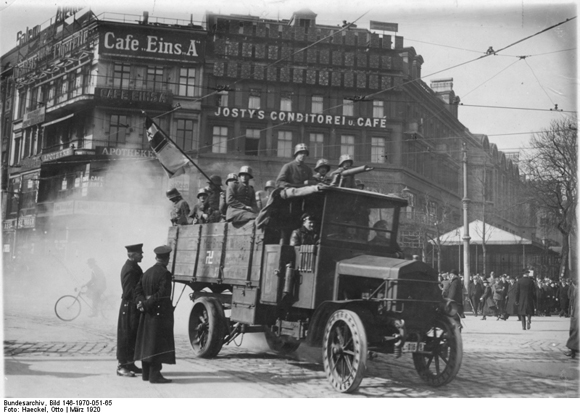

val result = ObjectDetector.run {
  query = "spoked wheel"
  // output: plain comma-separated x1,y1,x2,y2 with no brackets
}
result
55,295,81,321
412,315,463,387
323,309,368,393
188,297,226,358
264,329,300,354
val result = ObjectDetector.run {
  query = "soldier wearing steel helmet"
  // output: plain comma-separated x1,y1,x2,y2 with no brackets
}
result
166,188,190,226
330,154,356,188
313,158,331,184
220,173,238,218
275,143,314,188
226,166,258,224
256,180,276,210
189,188,213,224
205,175,224,222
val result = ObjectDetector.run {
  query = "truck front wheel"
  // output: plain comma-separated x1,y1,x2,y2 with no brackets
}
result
188,297,225,358
323,309,368,393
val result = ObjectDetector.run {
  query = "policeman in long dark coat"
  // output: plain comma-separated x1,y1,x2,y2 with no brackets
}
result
116,243,144,377
134,245,175,384
516,270,537,330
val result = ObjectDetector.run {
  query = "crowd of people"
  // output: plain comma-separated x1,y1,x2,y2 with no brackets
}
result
439,269,579,358
166,143,370,228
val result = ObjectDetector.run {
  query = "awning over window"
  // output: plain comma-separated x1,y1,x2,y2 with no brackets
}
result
41,113,74,127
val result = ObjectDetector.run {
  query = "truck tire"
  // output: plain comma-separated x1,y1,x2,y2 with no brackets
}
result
323,309,368,393
188,297,226,358
412,314,463,387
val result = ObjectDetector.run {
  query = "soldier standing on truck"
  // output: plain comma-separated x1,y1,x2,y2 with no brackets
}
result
220,173,238,219
205,175,224,223
313,158,331,184
256,180,276,210
226,166,259,225
189,188,212,224
276,143,314,188
330,154,356,188
166,188,190,226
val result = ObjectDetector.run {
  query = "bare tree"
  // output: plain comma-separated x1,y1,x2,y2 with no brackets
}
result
521,118,577,279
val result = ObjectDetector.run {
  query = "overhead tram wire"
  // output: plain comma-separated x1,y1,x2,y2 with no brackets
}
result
523,59,555,105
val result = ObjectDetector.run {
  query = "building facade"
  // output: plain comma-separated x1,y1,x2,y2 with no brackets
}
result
1,7,550,277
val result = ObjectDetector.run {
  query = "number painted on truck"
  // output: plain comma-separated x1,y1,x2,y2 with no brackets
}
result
205,250,214,264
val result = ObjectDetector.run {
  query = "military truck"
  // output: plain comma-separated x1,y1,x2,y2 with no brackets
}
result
168,185,462,393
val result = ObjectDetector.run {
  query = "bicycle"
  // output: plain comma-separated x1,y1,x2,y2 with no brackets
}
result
54,287,116,321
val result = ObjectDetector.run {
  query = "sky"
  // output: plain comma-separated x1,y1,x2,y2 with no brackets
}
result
0,0,577,155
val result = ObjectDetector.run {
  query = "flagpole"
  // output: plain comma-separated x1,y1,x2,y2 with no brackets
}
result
142,110,214,184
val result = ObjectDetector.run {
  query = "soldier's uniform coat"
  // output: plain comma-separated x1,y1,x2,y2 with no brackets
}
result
290,226,318,246
225,181,258,223
134,262,175,365
275,160,313,188
117,259,142,364
170,199,190,225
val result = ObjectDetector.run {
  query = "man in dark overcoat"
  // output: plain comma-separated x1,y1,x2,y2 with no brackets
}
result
504,275,518,320
516,270,537,330
473,275,484,316
558,279,570,317
447,269,464,327
116,243,144,377
565,278,578,358
134,245,175,384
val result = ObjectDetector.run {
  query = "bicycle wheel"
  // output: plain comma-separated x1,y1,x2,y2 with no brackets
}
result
55,295,81,321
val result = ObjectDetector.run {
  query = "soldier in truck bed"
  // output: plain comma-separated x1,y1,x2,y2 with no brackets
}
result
329,154,356,188
275,143,315,188
226,166,258,225
166,188,190,226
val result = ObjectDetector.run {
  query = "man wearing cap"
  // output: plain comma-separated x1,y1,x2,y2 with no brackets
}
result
256,180,276,210
226,166,258,225
206,175,224,223
84,258,107,317
166,188,190,226
313,158,331,184
290,213,319,246
447,270,464,323
116,244,144,377
275,143,314,188
134,245,175,384
330,154,356,188
515,269,537,330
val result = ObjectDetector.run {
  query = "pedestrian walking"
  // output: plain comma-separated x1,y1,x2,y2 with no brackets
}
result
134,245,175,384
116,243,144,377
492,278,506,320
503,275,518,320
473,275,484,316
516,270,537,330
565,278,578,358
480,279,496,320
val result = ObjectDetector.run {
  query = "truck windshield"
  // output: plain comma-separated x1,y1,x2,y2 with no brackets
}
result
322,192,399,248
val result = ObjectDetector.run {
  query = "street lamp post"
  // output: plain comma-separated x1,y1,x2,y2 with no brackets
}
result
462,143,471,293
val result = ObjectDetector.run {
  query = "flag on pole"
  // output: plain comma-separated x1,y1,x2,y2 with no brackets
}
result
145,116,190,178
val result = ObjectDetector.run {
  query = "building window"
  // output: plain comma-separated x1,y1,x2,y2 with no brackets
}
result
277,131,293,158
57,77,69,103
371,137,386,163
216,91,229,107
342,99,354,116
16,89,25,118
72,69,84,97
281,96,292,112
245,129,261,156
113,63,130,89
310,133,324,158
147,66,164,91
312,95,323,114
212,126,227,154
178,67,196,96
373,100,384,118
107,114,128,146
12,133,22,164
176,119,195,151
340,135,355,157
47,83,55,107
249,89,261,109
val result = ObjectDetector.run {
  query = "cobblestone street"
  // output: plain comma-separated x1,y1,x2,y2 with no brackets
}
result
3,296,579,398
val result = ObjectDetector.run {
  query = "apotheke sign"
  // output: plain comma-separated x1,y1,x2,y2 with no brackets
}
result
99,25,205,61
215,107,388,128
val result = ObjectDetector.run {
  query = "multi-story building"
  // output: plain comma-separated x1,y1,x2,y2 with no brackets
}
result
1,7,550,277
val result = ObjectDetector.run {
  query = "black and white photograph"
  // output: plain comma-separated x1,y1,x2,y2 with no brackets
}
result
1,0,578,403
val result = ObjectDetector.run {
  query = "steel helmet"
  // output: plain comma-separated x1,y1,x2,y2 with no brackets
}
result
338,154,353,167
166,188,181,199
239,165,253,178
225,173,238,184
207,174,222,187
294,143,309,157
197,188,209,198
314,158,330,172
265,180,276,189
